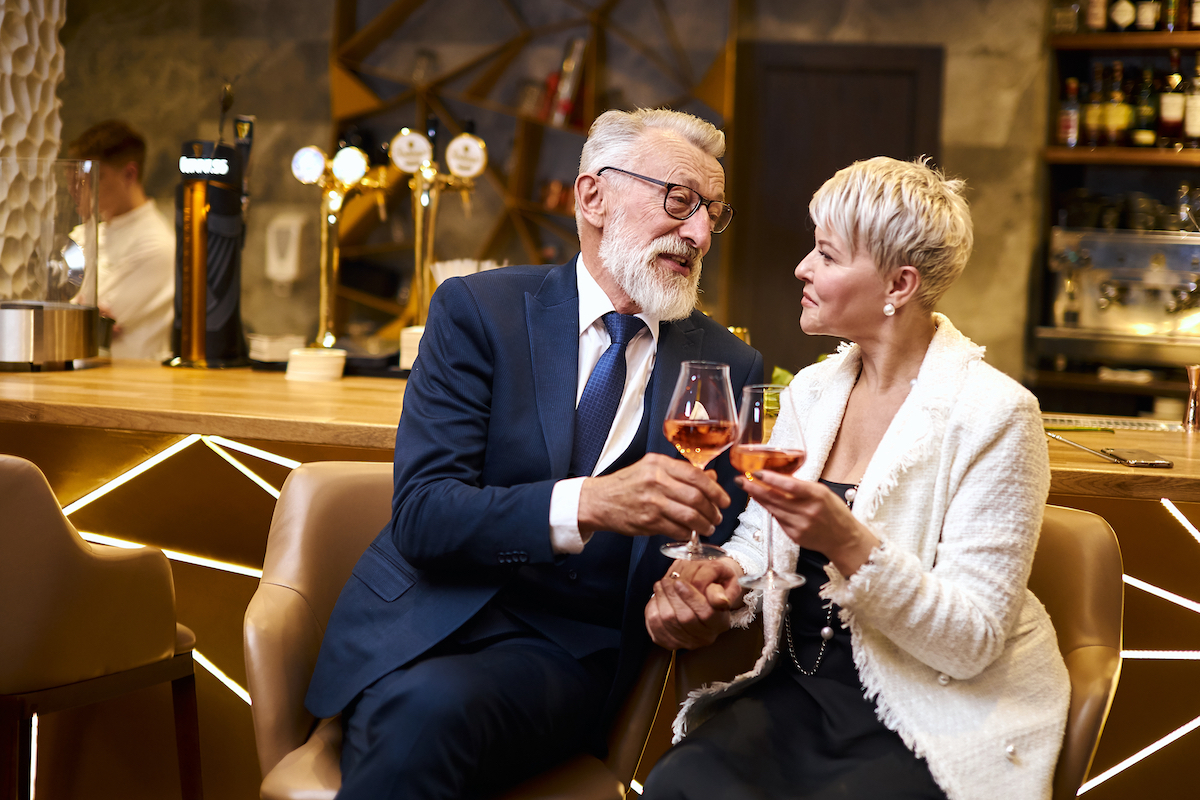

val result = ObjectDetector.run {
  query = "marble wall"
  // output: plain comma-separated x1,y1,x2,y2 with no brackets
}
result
58,0,1049,376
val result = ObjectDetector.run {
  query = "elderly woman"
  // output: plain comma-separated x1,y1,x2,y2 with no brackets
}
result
641,157,1069,800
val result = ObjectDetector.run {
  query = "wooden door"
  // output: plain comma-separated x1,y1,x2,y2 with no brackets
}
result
724,41,943,377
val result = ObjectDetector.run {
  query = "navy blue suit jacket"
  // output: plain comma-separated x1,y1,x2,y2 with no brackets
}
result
306,259,763,723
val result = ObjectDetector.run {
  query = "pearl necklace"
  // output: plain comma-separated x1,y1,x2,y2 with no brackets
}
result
784,484,856,677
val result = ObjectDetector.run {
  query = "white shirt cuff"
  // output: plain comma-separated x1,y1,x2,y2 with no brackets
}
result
549,476,592,554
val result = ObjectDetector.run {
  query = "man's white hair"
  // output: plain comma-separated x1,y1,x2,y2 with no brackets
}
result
576,108,725,230
809,156,973,308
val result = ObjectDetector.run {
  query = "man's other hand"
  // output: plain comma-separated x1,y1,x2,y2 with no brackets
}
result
577,453,729,541
645,557,745,650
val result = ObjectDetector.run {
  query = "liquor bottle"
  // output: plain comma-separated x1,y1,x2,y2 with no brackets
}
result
1164,0,1189,29
1105,62,1132,145
1060,77,1083,146
1137,0,1162,28
1161,49,1186,145
1133,68,1159,145
1193,0,1200,29
1111,0,1137,29
1052,0,1082,32
1185,57,1200,146
1086,0,1108,29
1085,63,1107,146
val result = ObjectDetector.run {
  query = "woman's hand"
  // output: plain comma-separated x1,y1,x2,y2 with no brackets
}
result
645,557,745,651
736,472,880,576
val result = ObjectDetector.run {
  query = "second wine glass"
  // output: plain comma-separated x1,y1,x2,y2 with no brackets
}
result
733,384,806,590
660,360,738,561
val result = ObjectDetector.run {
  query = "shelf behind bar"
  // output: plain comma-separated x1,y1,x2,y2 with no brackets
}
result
1051,32,1200,49
1044,145,1200,166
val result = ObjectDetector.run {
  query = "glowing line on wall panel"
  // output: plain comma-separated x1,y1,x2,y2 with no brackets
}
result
1078,713,1200,794
78,531,263,579
62,434,202,515
1160,498,1200,547
204,435,301,469
194,650,252,705
202,437,281,498
1123,574,1200,614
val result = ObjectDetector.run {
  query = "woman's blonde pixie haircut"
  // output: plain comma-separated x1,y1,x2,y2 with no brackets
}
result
809,156,973,308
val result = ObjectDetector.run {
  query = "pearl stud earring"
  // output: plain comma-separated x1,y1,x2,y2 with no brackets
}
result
883,302,896,317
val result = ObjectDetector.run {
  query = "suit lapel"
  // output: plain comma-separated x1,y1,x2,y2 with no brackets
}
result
527,260,581,479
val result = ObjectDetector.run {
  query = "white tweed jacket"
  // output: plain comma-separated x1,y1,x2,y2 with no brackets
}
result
674,315,1070,800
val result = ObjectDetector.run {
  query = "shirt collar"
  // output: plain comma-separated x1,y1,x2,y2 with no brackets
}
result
576,254,661,346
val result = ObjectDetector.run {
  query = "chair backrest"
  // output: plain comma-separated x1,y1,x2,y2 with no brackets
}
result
1,454,176,695
1029,505,1123,800
243,460,393,777
667,505,1124,800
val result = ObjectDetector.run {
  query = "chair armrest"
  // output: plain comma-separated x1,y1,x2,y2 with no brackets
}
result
245,582,325,777
1054,645,1122,800
260,716,342,800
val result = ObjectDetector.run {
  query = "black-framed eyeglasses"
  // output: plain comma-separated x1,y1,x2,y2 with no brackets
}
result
597,166,735,234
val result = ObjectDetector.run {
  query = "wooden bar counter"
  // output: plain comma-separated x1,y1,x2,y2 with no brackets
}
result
0,360,405,449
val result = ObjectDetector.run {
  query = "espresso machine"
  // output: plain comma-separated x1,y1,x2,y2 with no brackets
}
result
1040,226,1200,367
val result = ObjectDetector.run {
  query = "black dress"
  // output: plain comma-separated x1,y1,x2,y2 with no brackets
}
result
641,481,949,800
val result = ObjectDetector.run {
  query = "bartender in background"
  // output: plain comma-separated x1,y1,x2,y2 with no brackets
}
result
68,120,175,360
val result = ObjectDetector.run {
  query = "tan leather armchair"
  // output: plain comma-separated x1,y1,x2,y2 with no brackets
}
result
244,460,671,800
669,504,1124,800
0,454,202,800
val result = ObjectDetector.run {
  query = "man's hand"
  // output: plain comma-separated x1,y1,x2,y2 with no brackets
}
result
578,453,729,541
645,557,745,650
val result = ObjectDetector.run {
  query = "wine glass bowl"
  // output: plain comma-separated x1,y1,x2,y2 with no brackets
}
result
734,384,806,590
660,361,738,561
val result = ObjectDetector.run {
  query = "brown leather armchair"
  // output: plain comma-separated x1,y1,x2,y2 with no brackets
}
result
0,454,202,800
670,504,1124,800
244,460,671,800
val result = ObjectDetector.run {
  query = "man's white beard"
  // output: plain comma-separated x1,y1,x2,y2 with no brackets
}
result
598,205,702,322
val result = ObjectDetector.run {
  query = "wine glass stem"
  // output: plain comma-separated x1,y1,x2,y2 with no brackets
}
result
688,530,701,554
764,514,777,576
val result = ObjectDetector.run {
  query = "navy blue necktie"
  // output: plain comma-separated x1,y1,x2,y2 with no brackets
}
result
569,312,646,477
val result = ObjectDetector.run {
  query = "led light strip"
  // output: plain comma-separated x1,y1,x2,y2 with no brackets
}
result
1123,574,1200,615
193,650,252,705
78,531,263,579
1121,650,1200,660
62,434,202,516
1160,498,1200,547
30,712,37,799
202,437,282,499
204,435,301,469
1079,713,1200,794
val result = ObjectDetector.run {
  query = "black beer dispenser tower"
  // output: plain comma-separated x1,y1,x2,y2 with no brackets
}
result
167,137,250,368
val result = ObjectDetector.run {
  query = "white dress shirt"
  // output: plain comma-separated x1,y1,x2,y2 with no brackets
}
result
548,257,661,553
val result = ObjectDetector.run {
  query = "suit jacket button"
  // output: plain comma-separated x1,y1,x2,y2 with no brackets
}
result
567,569,578,580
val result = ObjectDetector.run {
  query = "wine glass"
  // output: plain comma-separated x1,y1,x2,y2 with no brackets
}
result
733,384,806,590
660,360,738,561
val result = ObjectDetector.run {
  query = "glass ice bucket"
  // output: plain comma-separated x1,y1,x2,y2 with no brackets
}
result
0,157,100,368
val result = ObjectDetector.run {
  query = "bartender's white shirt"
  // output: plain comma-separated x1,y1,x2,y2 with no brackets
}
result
99,199,175,360
548,257,660,553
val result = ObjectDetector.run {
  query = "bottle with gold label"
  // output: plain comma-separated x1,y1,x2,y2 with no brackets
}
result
1185,57,1200,146
1105,61,1133,145
1086,63,1107,146
1086,0,1109,29
1134,69,1159,146
1161,49,1186,146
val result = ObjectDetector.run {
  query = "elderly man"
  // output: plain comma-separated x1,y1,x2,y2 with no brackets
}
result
306,108,763,799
